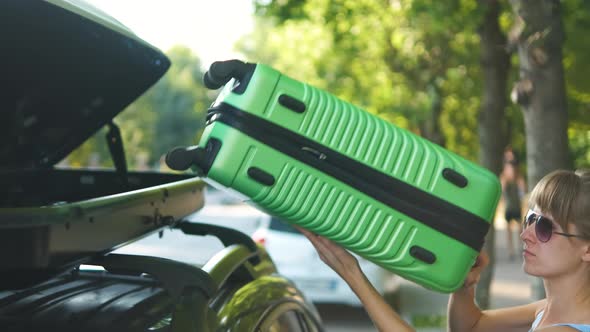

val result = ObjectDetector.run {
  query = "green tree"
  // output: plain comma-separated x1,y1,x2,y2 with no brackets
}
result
475,0,512,309
510,0,571,186
248,0,486,159
562,0,590,169
508,0,590,300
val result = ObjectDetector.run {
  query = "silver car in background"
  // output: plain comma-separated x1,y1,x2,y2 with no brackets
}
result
198,187,401,306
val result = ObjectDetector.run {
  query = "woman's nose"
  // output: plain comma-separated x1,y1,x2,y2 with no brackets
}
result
520,222,535,242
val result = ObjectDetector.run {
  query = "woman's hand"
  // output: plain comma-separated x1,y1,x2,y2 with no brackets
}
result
295,226,361,281
462,251,490,289
448,251,490,331
297,226,416,332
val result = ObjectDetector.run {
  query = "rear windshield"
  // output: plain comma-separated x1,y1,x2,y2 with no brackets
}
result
269,217,300,235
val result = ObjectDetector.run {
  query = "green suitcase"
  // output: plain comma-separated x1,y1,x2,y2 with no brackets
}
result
167,60,501,293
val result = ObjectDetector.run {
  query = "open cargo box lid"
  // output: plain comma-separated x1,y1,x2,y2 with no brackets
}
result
0,1,207,289
0,0,170,169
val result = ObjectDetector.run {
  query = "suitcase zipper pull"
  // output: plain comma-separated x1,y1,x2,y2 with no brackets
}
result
301,147,327,160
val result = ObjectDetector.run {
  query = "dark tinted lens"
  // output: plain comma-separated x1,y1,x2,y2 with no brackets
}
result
535,215,553,242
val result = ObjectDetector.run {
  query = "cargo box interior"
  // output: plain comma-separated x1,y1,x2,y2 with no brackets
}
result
0,169,194,208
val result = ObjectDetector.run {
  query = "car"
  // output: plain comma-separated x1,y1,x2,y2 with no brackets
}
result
252,213,401,307
0,222,324,332
186,193,401,307
0,1,323,331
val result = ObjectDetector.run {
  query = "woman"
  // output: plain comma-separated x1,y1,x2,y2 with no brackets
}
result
500,154,527,260
298,169,590,331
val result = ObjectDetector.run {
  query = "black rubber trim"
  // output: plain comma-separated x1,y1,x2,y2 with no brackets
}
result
93,253,217,300
202,138,223,174
176,221,261,265
208,104,490,251
231,66,256,94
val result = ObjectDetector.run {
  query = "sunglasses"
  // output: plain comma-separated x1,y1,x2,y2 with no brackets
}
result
523,210,584,243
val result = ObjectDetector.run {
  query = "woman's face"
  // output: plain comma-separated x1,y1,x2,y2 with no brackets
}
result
520,208,587,278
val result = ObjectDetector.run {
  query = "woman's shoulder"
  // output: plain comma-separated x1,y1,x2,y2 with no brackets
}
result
533,299,547,315
536,325,590,332
532,299,590,332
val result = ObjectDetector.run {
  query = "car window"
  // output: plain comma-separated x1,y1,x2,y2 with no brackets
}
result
269,217,300,235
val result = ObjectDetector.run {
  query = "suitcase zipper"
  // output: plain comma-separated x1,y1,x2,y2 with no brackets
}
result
207,104,490,251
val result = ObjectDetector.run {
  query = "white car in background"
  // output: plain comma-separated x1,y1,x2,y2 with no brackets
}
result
187,186,400,306
250,212,401,307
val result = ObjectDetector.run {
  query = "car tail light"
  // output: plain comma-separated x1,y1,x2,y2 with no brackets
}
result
252,229,266,246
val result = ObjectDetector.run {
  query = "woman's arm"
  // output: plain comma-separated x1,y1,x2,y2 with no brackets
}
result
297,227,414,332
450,301,544,332
298,227,542,332
447,252,489,331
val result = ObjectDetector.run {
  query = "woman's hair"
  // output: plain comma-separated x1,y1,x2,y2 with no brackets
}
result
529,169,590,237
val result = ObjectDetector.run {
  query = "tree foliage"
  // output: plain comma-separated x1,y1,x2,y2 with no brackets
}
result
64,1,589,171
248,0,588,167
246,0,493,161
562,0,590,168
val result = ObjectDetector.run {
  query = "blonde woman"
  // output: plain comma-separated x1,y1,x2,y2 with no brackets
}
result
299,169,590,331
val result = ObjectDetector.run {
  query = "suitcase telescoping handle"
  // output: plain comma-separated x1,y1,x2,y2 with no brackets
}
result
203,59,254,89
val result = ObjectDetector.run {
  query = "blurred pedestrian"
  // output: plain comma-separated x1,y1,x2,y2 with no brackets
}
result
500,147,527,260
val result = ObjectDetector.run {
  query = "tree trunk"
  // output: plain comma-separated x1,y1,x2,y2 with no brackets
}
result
476,0,511,309
419,83,446,147
509,0,571,299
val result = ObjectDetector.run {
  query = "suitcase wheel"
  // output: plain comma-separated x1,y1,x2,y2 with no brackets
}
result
165,139,222,174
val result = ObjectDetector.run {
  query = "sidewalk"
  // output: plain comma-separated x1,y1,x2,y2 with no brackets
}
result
396,218,535,331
